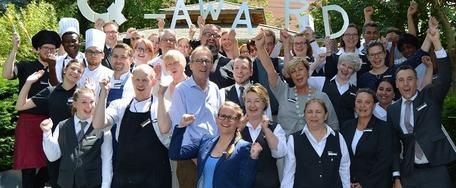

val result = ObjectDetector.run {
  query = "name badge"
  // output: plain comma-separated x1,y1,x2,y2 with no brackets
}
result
417,103,427,111
140,119,151,127
40,81,49,85
364,128,373,132
86,135,97,139
349,92,356,96
328,151,338,156
383,75,392,78
287,98,297,103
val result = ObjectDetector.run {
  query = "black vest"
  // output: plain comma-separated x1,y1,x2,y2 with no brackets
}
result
322,79,357,125
57,118,104,188
241,122,280,188
292,131,342,188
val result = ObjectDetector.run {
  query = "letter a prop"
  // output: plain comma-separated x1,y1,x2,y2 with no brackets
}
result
171,0,193,29
231,1,253,34
322,5,349,39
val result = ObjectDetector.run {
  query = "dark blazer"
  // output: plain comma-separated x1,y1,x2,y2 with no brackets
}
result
387,57,456,177
223,84,246,112
169,126,258,188
340,116,393,188
101,45,113,69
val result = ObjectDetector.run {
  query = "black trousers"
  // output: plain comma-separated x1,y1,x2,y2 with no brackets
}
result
21,167,48,188
402,165,453,188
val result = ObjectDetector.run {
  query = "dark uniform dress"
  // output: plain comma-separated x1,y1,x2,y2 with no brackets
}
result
322,78,358,125
111,98,171,188
13,60,50,170
241,122,280,188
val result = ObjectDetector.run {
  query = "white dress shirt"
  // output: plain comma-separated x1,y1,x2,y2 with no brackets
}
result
106,96,172,148
351,129,364,154
281,124,350,188
42,116,113,188
373,102,387,122
245,122,287,158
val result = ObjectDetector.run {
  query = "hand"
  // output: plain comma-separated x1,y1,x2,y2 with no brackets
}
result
238,114,248,131
421,56,433,68
253,30,265,49
157,18,165,30
40,118,53,133
26,70,45,84
179,114,195,128
12,32,20,50
380,36,388,49
126,28,137,38
84,77,96,91
99,78,110,92
351,182,363,188
428,16,439,30
197,16,205,28
324,36,334,54
189,24,197,39
407,0,418,17
303,26,316,42
315,53,327,65
250,142,263,159
280,29,290,45
386,32,399,43
153,63,162,81
364,6,374,18
44,53,57,67
393,179,402,188
228,29,236,41
260,115,270,130
94,18,105,31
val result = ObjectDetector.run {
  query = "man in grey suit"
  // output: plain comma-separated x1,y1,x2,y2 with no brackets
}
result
388,18,456,188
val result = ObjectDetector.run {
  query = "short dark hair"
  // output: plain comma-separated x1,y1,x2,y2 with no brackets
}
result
363,22,379,34
234,56,253,68
113,43,133,57
366,40,385,55
395,65,417,79
356,88,377,102
397,33,420,53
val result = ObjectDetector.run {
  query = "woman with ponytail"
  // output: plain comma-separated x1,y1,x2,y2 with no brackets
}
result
169,101,263,188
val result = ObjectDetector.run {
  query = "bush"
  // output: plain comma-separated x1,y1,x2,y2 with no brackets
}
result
0,0,57,171
442,89,456,181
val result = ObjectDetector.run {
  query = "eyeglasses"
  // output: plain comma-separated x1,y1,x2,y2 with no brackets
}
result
192,58,212,65
161,38,176,43
368,51,385,58
105,31,118,35
202,32,221,39
218,114,240,121
40,46,56,52
343,33,358,38
86,50,103,56
135,47,151,53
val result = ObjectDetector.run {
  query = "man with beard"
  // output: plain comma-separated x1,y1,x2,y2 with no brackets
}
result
107,43,135,105
77,29,113,96
55,18,86,83
197,24,235,88
2,29,61,188
170,46,225,188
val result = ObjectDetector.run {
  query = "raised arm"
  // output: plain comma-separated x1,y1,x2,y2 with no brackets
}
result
363,6,374,25
157,18,165,33
407,1,418,36
157,85,171,134
229,29,240,59
254,31,279,87
2,32,20,79
419,55,433,90
15,70,43,111
92,79,111,129
281,30,292,78
40,118,61,162
168,114,199,160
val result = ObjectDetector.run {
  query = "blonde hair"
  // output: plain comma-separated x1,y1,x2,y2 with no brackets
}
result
163,50,186,69
71,88,95,115
244,83,269,111
218,101,244,158
287,57,310,75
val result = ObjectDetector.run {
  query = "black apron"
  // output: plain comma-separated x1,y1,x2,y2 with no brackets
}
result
111,98,171,188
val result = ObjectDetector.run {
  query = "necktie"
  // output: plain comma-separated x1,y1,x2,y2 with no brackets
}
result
404,100,424,159
239,86,245,106
77,121,88,142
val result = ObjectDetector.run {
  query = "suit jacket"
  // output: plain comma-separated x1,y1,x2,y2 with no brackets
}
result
387,57,456,177
223,84,248,112
101,45,113,70
340,116,393,188
169,126,258,188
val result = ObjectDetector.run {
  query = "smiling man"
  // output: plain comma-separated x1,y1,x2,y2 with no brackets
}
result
222,56,253,111
169,46,225,188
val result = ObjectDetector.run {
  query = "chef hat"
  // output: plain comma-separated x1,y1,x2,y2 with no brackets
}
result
85,28,106,50
59,18,80,36
31,30,61,50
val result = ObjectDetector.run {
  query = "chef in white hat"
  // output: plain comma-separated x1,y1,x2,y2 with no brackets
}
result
77,29,113,96
55,18,87,83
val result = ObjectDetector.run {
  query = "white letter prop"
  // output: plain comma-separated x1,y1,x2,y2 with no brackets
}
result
171,0,193,29
231,1,253,34
199,0,224,20
77,0,126,25
284,0,312,31
322,4,349,39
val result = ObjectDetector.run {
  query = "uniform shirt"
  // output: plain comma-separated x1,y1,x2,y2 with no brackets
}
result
77,65,113,96
373,102,387,122
169,77,225,145
13,60,50,114
245,122,287,158
281,124,350,188
106,96,172,148
55,52,86,82
42,116,113,188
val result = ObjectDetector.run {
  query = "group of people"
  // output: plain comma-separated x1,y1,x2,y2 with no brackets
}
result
2,1,455,188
